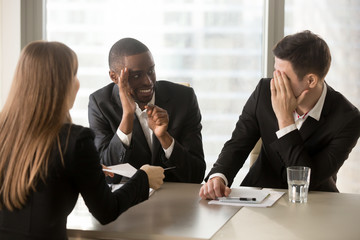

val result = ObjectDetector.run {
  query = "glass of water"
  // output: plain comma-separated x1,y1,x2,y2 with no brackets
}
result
287,166,311,203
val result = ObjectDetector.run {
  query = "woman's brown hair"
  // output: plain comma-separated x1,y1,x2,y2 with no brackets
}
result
0,41,78,210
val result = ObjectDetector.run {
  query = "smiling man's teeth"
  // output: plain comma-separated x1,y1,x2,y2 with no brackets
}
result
139,89,151,93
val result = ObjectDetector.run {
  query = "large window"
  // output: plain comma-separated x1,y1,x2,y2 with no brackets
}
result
45,0,360,193
46,0,265,184
285,0,360,193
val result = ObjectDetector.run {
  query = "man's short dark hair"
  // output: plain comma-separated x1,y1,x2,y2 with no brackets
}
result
273,30,331,80
108,38,149,71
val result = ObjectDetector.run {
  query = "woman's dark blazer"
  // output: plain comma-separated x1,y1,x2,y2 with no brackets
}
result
0,124,149,240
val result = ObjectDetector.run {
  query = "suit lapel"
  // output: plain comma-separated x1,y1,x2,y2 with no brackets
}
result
151,134,161,165
154,82,172,116
151,82,171,164
133,116,152,155
299,117,323,141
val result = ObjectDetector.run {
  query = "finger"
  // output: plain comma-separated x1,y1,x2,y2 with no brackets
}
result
150,112,168,122
276,71,286,94
120,68,126,84
201,183,211,199
158,166,165,174
149,109,168,121
280,71,293,95
120,68,131,92
145,104,155,111
273,71,280,92
206,180,216,200
117,69,123,88
224,187,231,197
270,78,276,97
149,105,166,115
213,179,224,198
199,185,206,198
147,106,159,117
155,178,164,190
200,183,212,199
145,104,155,115
146,103,155,109
154,117,168,126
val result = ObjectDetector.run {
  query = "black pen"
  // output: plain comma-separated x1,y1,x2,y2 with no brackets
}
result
218,197,257,202
164,166,176,171
239,197,257,201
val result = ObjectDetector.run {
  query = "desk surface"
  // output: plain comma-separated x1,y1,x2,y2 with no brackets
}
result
212,189,360,240
67,183,360,240
67,182,241,240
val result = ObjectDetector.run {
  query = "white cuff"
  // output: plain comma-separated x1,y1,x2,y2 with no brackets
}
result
209,173,228,186
163,137,175,159
116,128,132,147
276,124,296,139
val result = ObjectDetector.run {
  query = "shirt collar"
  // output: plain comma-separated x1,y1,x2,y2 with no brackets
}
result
135,93,156,116
306,83,327,121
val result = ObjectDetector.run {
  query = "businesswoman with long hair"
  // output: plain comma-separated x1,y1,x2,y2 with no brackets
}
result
0,41,164,239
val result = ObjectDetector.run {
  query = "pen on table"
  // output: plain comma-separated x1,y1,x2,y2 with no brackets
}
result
218,197,257,202
239,197,257,201
164,166,176,171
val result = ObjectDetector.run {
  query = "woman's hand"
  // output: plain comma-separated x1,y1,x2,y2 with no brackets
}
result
101,164,114,178
140,164,165,190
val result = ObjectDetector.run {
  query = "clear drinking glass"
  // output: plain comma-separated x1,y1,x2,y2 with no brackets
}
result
287,166,311,203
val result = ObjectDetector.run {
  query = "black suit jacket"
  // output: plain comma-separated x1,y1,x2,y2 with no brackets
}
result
207,78,360,192
0,124,149,240
88,80,205,183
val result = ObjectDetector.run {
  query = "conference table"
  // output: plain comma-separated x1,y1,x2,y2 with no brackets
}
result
67,182,360,240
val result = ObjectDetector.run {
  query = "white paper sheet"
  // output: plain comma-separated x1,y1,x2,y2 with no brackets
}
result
102,163,137,178
104,164,155,197
217,188,271,204
110,183,155,197
209,189,284,207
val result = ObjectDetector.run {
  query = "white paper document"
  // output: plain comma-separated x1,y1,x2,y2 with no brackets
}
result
110,183,155,197
209,188,284,207
104,163,155,197
218,188,271,203
102,163,137,178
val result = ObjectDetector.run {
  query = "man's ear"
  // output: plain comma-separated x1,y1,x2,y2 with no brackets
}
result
109,70,118,84
304,73,319,89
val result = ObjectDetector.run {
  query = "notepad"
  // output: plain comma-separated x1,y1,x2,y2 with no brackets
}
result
217,188,270,204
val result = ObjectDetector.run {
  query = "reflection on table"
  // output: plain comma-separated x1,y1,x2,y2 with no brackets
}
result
67,182,241,240
67,183,360,240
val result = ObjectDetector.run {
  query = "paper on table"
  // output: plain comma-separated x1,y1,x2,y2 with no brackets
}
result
110,183,155,197
209,188,284,207
218,188,271,204
104,164,155,197
102,163,137,178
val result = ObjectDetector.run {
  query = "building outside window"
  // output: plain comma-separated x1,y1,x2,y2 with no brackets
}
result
46,0,360,193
